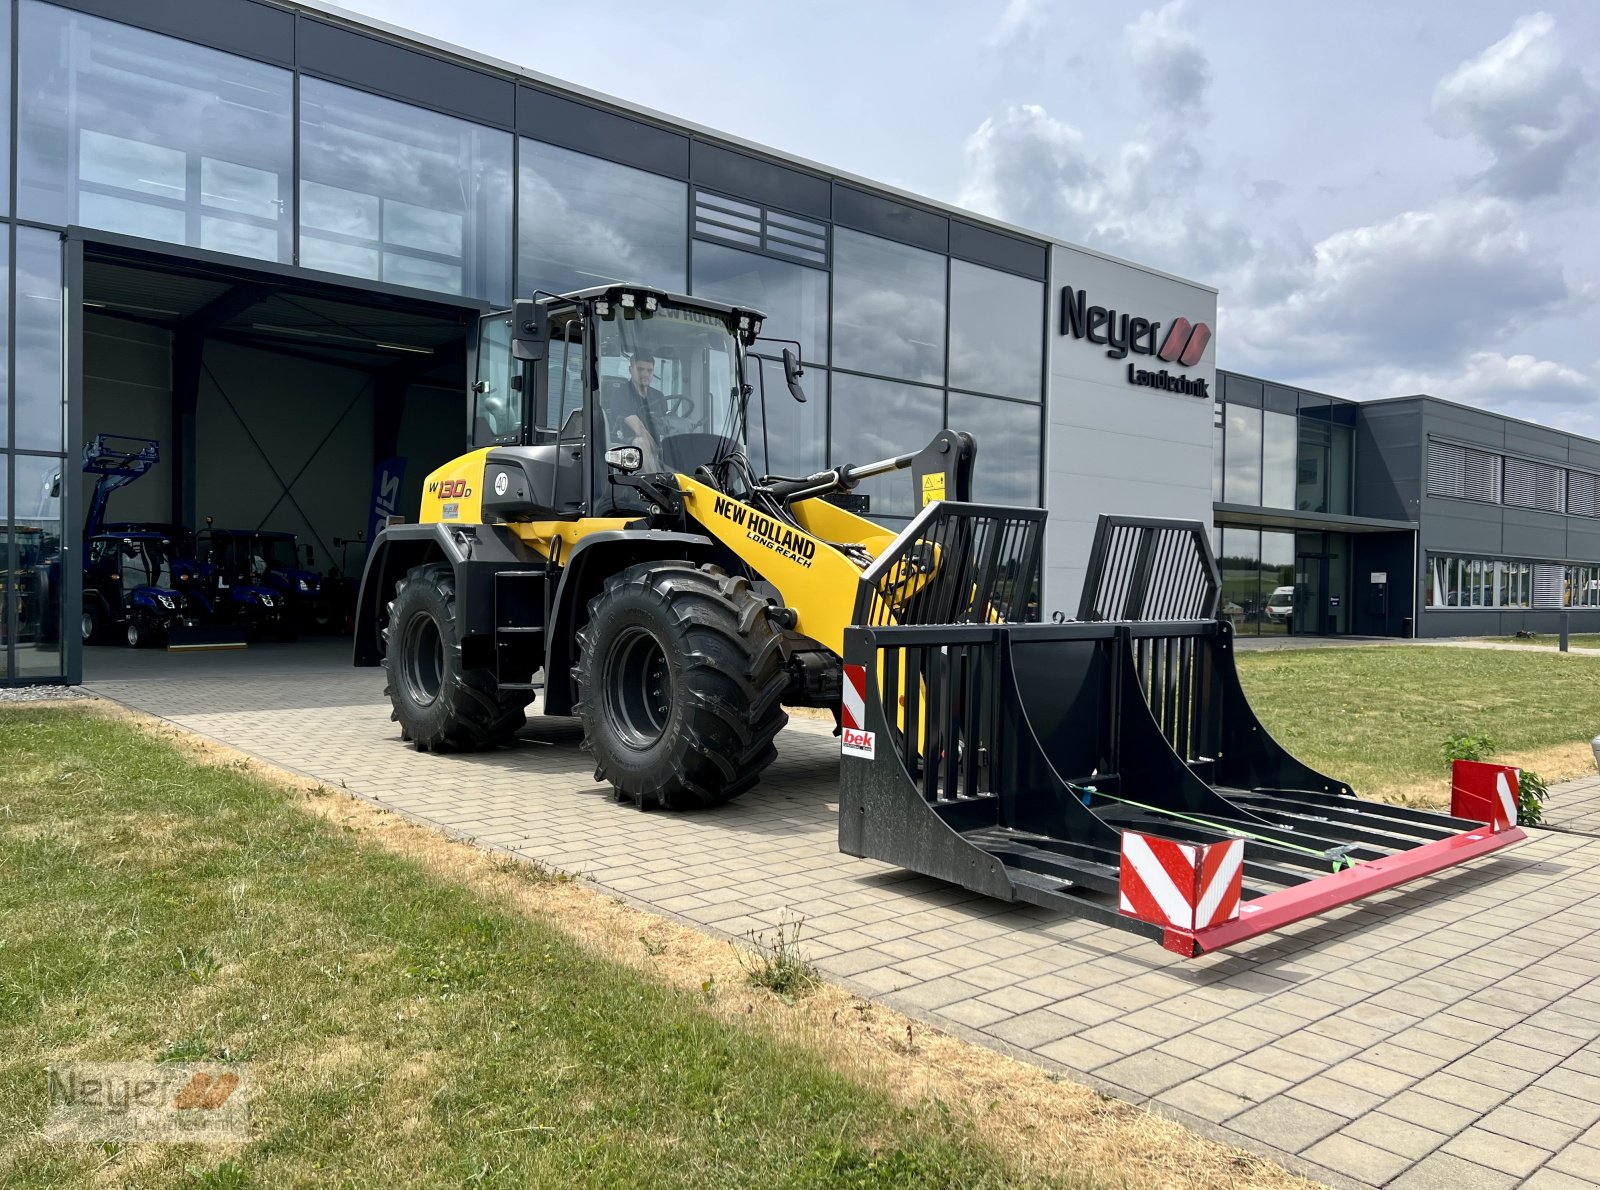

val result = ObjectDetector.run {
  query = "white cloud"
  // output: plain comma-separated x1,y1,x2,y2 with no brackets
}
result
1431,12,1600,199
988,0,1047,49
1228,198,1583,372
1127,0,1211,117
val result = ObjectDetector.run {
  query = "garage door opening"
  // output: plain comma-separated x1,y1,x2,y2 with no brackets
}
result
78,241,480,682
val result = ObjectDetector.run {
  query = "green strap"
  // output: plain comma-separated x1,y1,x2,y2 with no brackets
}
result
1076,785,1357,873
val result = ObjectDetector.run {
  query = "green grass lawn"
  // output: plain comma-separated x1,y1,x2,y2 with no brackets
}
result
1236,644,1600,801
0,707,1056,1189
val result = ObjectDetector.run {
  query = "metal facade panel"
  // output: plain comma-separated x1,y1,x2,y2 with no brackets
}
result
948,220,1047,279
691,142,831,218
297,17,516,126
517,87,689,178
830,183,948,253
46,0,295,65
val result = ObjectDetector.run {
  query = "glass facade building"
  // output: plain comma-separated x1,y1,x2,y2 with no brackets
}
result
0,0,1049,682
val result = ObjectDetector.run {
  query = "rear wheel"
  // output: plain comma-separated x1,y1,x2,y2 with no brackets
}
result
81,602,103,645
383,562,530,751
574,562,788,810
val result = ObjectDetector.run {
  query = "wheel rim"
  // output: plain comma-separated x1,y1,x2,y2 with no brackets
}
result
604,626,672,750
81,610,94,641
400,612,445,708
126,621,140,648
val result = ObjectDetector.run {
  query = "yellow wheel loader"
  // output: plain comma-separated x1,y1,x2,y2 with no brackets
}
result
353,281,1526,956
353,283,1023,809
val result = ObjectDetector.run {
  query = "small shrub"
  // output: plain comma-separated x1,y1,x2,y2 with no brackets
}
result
1517,770,1549,827
739,914,817,1001
1441,733,1496,765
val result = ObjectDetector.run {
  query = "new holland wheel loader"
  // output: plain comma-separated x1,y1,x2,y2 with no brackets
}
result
355,282,1524,955
353,282,1021,809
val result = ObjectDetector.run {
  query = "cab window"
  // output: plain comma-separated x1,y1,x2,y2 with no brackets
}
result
473,313,523,447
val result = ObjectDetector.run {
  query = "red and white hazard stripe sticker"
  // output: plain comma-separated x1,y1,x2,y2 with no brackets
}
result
1119,831,1243,932
1450,759,1520,832
840,664,874,759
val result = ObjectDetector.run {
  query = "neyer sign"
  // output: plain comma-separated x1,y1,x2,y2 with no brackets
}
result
1060,286,1211,399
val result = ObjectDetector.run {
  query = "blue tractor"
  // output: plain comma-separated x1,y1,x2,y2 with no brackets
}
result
192,525,296,641
78,435,248,648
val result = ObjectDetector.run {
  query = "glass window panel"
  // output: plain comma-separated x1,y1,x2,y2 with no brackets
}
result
200,216,280,262
12,454,65,677
746,361,827,479
829,373,943,518
78,191,188,243
948,260,1043,400
1327,424,1353,514
78,128,186,200
0,455,7,679
832,228,946,385
1261,410,1297,510
383,253,463,295
692,241,828,364
15,229,64,453
1219,528,1260,634
947,393,1040,505
200,157,280,219
301,179,380,239
1258,530,1294,635
1223,404,1262,505
519,139,686,297
385,198,463,256
299,235,380,281
0,236,7,447
18,1,291,259
1212,413,1224,502
300,78,512,301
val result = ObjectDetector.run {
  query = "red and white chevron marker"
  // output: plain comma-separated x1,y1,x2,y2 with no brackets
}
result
1450,759,1520,832
840,663,875,759
1120,830,1244,954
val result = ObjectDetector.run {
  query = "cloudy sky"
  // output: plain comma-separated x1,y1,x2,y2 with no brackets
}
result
343,0,1600,431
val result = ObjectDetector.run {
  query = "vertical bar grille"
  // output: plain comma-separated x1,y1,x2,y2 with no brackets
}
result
1077,516,1221,623
856,502,1047,627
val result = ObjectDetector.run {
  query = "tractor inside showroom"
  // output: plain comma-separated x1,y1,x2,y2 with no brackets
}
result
354,283,1524,956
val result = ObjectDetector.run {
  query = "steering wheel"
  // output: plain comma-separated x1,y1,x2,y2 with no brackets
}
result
662,394,696,419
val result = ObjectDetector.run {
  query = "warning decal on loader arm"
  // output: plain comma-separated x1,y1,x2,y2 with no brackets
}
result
920,472,945,507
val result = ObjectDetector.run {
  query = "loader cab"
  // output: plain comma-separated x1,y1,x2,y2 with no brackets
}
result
472,284,762,521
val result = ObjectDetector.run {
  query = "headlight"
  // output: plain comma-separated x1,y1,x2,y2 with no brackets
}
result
259,595,274,607
297,579,311,592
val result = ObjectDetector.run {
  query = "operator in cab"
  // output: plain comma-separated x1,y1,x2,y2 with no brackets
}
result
609,352,668,472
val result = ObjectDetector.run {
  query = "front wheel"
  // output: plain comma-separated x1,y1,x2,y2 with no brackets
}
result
383,563,530,752
574,562,789,810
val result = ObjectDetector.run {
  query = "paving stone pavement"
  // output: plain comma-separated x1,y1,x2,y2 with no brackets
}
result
82,643,1600,1189
1548,775,1600,839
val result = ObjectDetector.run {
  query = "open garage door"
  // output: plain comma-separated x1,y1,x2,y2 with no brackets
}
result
75,236,483,680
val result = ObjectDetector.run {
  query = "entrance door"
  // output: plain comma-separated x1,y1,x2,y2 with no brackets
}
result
1294,554,1329,636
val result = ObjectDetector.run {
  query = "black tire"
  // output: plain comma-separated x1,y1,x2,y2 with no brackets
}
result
573,562,788,810
81,601,104,645
126,618,148,649
383,562,530,752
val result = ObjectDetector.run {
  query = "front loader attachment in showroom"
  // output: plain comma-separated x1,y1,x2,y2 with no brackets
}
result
838,514,1526,956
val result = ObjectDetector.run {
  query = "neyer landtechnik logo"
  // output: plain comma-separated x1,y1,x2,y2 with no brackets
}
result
1060,286,1211,399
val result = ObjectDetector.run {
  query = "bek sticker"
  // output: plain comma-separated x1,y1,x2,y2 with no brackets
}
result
841,726,876,759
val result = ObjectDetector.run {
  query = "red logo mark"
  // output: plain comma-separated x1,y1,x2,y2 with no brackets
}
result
1157,318,1212,368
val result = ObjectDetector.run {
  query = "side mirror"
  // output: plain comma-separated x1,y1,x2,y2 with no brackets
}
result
782,348,808,404
605,446,643,474
510,299,547,362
